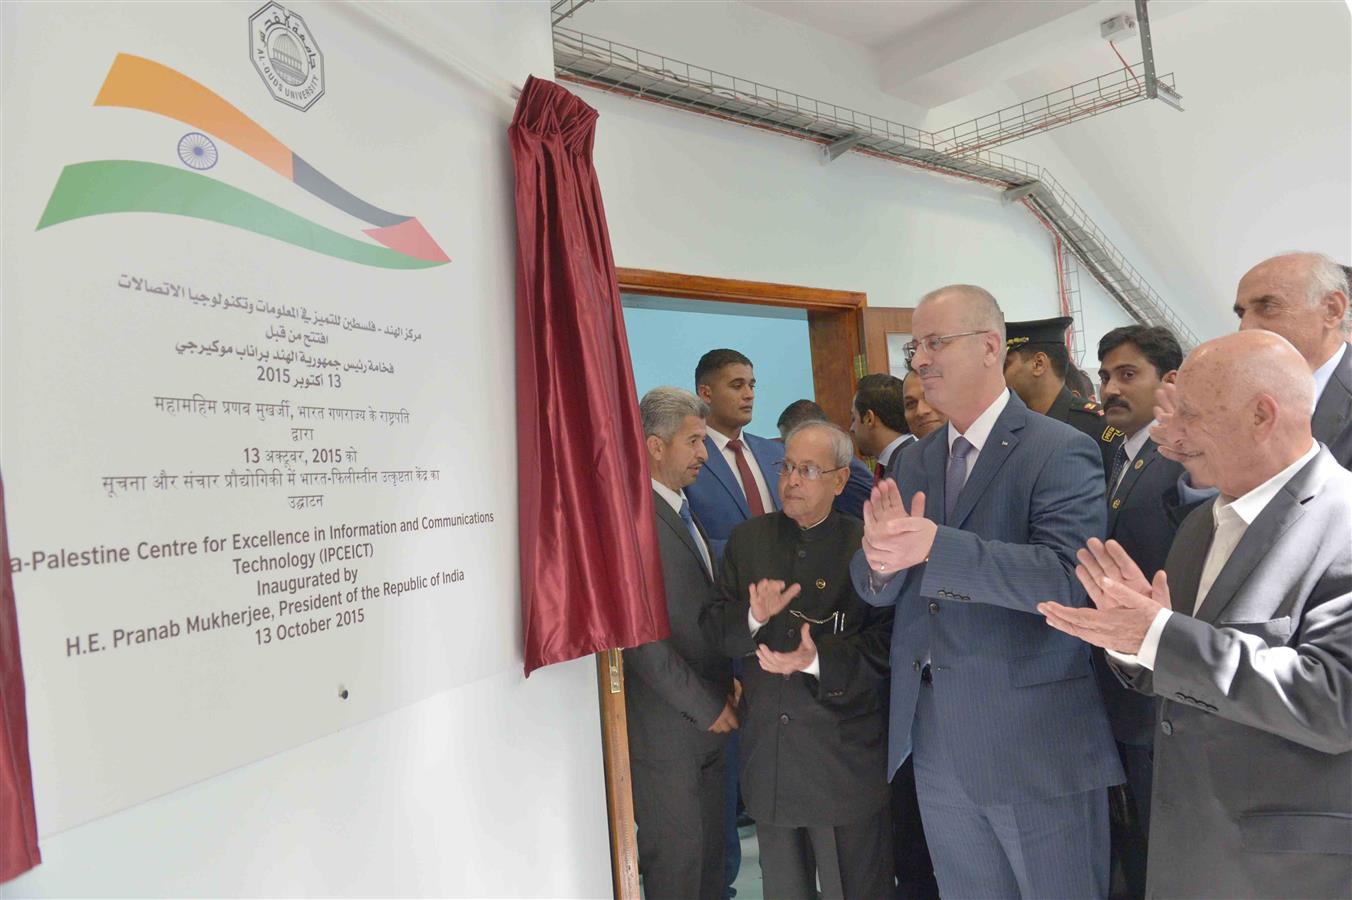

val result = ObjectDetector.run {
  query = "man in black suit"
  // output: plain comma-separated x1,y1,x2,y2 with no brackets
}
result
850,373,914,482
1004,316,1120,471
716,422,896,898
1094,324,1185,897
1234,252,1351,468
626,386,738,900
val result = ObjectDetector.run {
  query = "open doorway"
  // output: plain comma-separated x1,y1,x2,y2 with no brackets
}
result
601,268,914,899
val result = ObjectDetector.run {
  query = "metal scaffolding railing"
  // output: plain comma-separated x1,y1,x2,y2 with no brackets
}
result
553,26,1198,347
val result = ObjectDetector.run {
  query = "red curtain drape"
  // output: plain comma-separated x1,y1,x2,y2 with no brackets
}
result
0,475,40,882
510,76,670,675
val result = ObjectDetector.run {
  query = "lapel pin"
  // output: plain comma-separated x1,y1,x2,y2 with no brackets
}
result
1112,498,1122,509
1001,440,1009,447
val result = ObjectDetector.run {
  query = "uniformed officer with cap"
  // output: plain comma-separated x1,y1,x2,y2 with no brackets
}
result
1003,315,1121,472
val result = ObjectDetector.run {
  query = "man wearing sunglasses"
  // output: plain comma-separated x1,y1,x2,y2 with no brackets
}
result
712,422,896,899
851,285,1121,898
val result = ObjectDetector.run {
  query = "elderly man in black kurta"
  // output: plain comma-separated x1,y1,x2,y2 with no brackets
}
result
716,421,896,899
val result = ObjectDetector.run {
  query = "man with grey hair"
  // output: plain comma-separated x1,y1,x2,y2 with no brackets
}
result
626,386,737,899
852,284,1121,897
1232,251,1351,467
776,399,873,520
712,421,895,898
1041,330,1352,898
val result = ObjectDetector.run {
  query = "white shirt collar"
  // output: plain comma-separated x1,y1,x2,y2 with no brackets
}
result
708,426,747,452
1312,342,1347,402
1215,440,1319,528
1123,420,1157,462
948,388,1010,454
878,433,912,466
650,478,686,516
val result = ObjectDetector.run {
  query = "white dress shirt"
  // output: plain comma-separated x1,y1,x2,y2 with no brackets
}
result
1111,440,1320,670
878,433,913,470
1112,420,1158,494
945,388,1011,489
1312,341,1347,403
747,512,827,678
708,426,776,514
651,478,712,576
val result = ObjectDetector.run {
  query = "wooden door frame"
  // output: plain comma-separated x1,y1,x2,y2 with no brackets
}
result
616,268,869,430
595,268,867,899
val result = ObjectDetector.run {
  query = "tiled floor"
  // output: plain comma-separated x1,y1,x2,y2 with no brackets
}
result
730,824,763,900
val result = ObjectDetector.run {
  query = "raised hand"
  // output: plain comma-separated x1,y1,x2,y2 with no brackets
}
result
861,484,936,576
1075,537,1153,608
1150,382,1189,464
756,622,818,676
749,579,801,623
1039,569,1171,654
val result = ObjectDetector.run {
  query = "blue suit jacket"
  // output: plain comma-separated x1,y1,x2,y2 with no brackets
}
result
686,431,784,563
834,457,874,521
850,391,1122,806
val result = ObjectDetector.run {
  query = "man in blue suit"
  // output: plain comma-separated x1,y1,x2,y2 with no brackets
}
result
686,349,785,563
851,285,1122,898
685,348,784,898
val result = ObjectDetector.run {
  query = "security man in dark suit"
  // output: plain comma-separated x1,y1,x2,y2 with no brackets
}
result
715,422,896,899
626,386,737,900
1004,316,1119,471
1094,325,1187,898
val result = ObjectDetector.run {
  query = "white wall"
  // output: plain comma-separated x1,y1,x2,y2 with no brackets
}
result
3,4,614,898
569,0,1147,363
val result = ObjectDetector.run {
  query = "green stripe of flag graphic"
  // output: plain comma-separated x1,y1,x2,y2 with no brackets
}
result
38,160,442,270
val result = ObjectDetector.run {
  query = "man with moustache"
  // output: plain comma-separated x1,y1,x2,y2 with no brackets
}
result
715,422,895,899
1094,324,1186,897
901,370,947,441
853,286,1120,898
626,387,738,899
850,373,914,483
1232,252,1350,467
1004,316,1120,471
687,349,785,563
1040,331,1352,899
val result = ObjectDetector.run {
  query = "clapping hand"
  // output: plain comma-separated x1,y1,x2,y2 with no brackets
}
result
1150,382,1188,465
756,622,818,676
749,579,801,623
861,480,936,578
1037,538,1173,654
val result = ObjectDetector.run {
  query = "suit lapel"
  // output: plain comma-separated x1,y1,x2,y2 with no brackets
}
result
1169,508,1214,619
1311,347,1352,448
950,402,1024,528
1107,439,1159,534
653,490,711,583
701,436,749,518
1191,456,1324,623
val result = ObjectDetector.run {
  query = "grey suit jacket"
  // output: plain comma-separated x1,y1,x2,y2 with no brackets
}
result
623,491,732,761
881,434,916,483
1115,448,1352,898
1313,343,1352,468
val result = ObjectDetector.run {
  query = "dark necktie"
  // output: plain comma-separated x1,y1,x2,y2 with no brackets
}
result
678,498,712,577
873,462,885,484
725,438,767,517
1108,442,1129,495
944,436,974,523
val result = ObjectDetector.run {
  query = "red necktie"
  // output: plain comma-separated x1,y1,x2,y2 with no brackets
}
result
726,438,767,517
873,462,885,484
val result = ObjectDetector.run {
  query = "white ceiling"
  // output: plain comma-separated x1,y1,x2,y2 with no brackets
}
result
739,0,1351,333
744,0,980,50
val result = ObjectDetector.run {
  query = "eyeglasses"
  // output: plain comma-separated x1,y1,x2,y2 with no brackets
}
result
902,330,988,364
773,460,846,481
